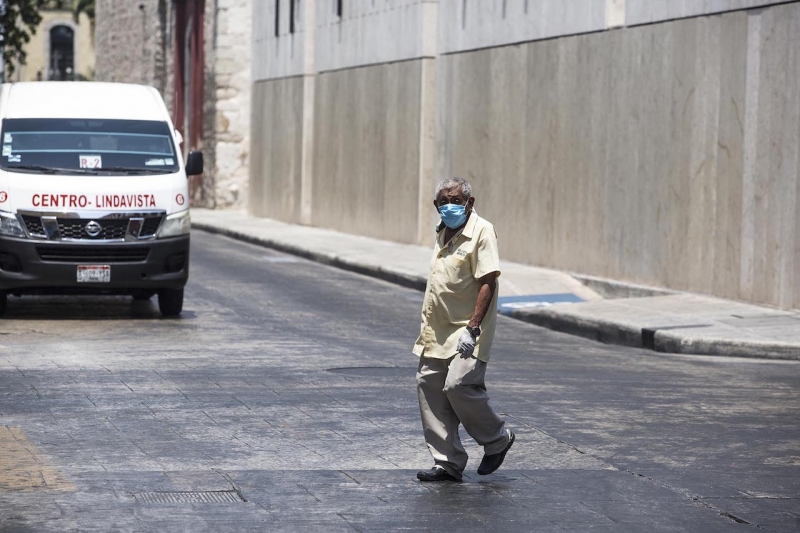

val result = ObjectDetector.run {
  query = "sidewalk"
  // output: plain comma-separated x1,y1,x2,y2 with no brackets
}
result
192,209,800,360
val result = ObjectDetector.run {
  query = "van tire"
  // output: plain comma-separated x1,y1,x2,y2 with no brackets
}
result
0,292,6,316
158,288,183,317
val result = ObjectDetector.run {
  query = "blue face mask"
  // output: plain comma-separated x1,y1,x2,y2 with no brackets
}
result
438,203,467,229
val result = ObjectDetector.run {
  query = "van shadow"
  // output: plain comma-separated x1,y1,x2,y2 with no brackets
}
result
2,295,197,320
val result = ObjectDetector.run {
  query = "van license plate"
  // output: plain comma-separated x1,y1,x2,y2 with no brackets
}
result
77,265,111,283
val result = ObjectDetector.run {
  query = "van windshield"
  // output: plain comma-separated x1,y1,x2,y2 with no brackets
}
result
0,118,180,174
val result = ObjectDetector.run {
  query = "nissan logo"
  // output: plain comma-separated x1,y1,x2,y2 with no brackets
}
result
85,221,102,237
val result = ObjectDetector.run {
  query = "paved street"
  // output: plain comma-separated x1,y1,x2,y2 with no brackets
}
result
1,230,799,532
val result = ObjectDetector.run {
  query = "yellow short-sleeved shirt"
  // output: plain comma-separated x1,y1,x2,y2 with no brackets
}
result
412,211,501,362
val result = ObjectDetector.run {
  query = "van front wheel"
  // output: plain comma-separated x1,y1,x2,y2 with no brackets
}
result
0,292,6,317
158,288,183,317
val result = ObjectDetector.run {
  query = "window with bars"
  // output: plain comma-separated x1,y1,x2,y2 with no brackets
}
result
49,25,75,81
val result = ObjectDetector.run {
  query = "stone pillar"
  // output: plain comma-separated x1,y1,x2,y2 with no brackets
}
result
211,0,252,208
416,0,438,245
299,0,316,225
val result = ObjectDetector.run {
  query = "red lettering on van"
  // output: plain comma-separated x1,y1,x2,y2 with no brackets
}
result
94,194,157,209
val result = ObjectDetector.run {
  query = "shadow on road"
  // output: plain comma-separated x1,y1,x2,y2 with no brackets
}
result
1,295,197,320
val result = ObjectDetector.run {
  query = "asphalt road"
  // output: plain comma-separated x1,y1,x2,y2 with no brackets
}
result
0,230,798,532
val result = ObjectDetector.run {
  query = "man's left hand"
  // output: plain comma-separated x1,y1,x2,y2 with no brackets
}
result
457,329,476,358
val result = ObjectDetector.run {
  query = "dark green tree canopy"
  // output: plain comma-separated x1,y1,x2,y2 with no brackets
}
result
1,0,46,78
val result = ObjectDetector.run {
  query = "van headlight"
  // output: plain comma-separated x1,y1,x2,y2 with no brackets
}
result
157,209,190,238
0,211,26,238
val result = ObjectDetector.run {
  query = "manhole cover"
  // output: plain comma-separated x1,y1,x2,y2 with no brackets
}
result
327,366,416,377
134,491,244,504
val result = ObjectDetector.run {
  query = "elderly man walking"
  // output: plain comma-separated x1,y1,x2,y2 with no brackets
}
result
413,177,514,482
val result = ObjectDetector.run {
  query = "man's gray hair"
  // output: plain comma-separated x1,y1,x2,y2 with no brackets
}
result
434,177,472,200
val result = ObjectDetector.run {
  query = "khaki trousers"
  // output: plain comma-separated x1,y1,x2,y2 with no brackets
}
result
416,354,509,479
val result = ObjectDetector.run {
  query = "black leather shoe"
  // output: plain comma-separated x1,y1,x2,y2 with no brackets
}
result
416,466,461,482
477,430,515,475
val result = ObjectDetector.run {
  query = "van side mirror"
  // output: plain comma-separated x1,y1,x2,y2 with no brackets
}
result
186,151,204,176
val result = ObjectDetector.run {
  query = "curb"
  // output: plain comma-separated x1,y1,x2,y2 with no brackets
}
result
509,308,799,360
654,330,799,360
194,222,798,361
508,308,642,348
193,222,427,292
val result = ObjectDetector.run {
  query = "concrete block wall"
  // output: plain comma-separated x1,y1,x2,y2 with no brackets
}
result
250,0,315,221
438,0,608,54
626,0,782,24
316,0,436,72
311,60,424,243
249,0,800,309
437,0,793,55
252,0,437,79
744,4,800,308
250,77,305,222
437,3,799,309
250,0,436,241
254,0,436,77
252,0,309,80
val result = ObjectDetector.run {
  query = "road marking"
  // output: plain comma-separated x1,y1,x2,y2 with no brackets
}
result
0,426,76,492
497,293,584,314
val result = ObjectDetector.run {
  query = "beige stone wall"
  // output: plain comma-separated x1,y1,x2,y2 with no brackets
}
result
437,5,799,308
94,0,170,96
11,10,95,82
249,77,305,223
209,0,251,208
311,61,424,244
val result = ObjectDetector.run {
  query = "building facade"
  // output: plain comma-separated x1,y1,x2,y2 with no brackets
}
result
94,0,251,208
8,4,95,82
251,0,800,310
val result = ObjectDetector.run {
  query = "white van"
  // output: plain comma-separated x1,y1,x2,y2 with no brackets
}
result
0,82,202,317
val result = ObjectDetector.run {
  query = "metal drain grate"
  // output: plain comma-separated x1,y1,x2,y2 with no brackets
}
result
135,491,244,504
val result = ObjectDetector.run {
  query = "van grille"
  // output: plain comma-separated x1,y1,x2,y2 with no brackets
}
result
21,215,45,237
37,245,149,263
21,215,163,240
140,216,162,237
58,219,128,240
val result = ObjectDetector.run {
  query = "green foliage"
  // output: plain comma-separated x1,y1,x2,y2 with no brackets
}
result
72,0,94,40
1,0,47,79
72,0,94,24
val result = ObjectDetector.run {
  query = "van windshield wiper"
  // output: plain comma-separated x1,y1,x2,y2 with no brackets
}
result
5,164,98,175
97,167,171,175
